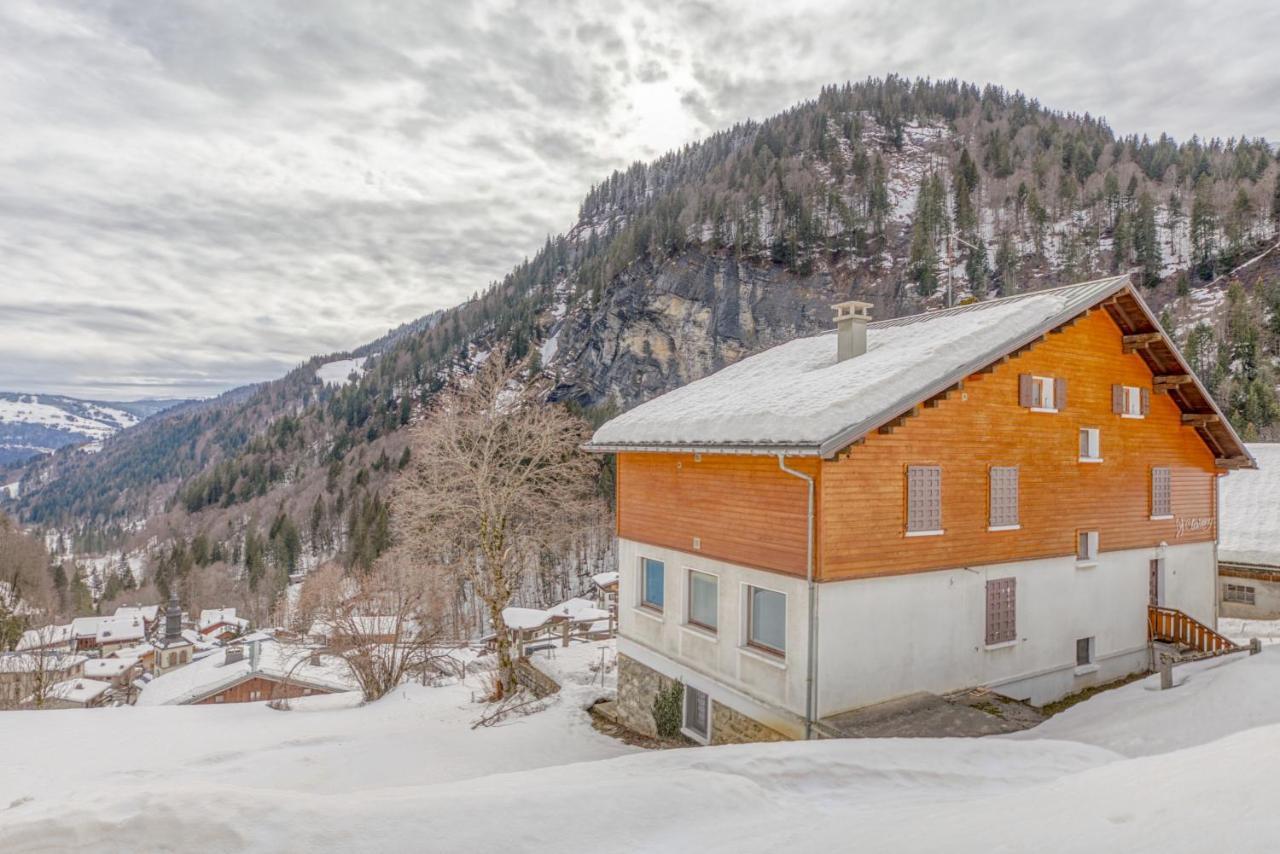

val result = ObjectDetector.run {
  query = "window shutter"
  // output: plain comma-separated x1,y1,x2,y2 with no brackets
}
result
907,465,942,533
985,577,1016,645
1140,387,1151,415
1111,384,1123,414
1019,374,1033,407
1054,377,1067,410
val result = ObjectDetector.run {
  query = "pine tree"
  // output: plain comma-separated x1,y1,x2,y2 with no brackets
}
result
1190,178,1218,280
1133,191,1162,287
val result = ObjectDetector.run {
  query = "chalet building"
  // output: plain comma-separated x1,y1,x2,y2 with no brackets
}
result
198,608,249,643
586,276,1254,744
137,639,355,706
1218,443,1280,618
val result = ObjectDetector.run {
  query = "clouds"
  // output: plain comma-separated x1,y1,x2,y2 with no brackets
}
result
0,0,1275,399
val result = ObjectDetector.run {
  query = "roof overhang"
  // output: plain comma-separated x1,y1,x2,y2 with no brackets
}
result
585,276,1256,469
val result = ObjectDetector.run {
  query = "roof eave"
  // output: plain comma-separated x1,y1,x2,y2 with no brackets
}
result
581,441,823,457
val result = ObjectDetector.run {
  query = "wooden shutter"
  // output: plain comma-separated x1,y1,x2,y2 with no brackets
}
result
1140,387,1151,415
1054,377,1067,410
1018,374,1033,407
907,465,942,533
1152,467,1172,517
989,466,1019,527
985,578,1016,645
1111,384,1123,414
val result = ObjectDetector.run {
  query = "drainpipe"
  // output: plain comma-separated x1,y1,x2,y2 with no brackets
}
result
778,454,818,739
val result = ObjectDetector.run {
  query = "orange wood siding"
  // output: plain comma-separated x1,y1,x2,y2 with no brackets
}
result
818,308,1219,580
194,676,330,705
616,452,818,576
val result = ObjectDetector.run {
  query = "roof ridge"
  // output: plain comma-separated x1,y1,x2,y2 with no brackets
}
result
867,274,1131,329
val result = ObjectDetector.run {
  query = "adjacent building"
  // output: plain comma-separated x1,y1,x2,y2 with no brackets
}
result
1218,443,1280,618
137,639,355,706
586,276,1253,743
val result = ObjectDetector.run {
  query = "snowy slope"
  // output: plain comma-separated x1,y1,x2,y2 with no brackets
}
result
314,357,367,386
0,392,160,465
2,643,1280,852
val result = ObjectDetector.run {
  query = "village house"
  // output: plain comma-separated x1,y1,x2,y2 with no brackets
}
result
136,639,355,706
83,656,142,690
586,276,1254,744
0,653,86,708
1218,443,1280,618
198,608,250,643
42,677,111,709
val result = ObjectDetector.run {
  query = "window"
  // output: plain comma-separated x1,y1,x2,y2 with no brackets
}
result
1077,531,1099,562
988,466,1020,529
214,695,224,703
1020,374,1066,412
985,578,1016,645
1076,637,1095,667
1224,584,1256,605
747,586,786,655
249,690,261,701
1151,467,1172,518
1113,384,1149,418
640,557,665,612
906,465,942,535
1078,428,1101,462
683,685,710,741
687,570,718,632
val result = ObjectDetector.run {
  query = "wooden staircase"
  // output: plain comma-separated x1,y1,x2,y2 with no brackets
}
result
1147,605,1241,657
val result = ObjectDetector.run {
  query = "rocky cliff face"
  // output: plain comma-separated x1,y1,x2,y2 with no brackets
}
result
554,250,850,409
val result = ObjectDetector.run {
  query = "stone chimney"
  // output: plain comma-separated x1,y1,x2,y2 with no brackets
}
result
833,301,873,362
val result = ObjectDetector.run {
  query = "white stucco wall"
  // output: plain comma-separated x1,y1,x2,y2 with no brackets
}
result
817,540,1216,714
616,538,810,728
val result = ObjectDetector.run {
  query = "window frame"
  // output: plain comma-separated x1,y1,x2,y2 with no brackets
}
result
1075,636,1097,674
1076,530,1099,563
686,569,719,634
682,684,711,743
1224,583,1256,605
1151,466,1173,520
1078,427,1102,463
639,557,665,613
1121,385,1145,419
744,584,787,658
987,465,1020,531
1030,375,1057,412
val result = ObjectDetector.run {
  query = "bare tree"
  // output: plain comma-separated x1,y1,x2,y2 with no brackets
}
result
3,623,78,710
395,349,603,697
307,550,448,702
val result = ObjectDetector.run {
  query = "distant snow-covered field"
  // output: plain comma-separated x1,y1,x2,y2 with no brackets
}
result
2,641,1279,852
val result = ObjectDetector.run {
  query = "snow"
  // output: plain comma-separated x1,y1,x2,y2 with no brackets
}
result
0,480,18,499
1220,443,1280,566
1220,617,1280,647
114,605,159,624
199,607,246,633
95,616,145,645
592,277,1129,449
16,624,73,650
45,678,110,706
591,571,619,588
136,639,355,706
315,357,367,386
83,658,138,680
501,607,551,630
0,395,138,440
7,640,1280,851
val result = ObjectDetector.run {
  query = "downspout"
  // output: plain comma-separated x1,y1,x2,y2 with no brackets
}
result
778,454,818,739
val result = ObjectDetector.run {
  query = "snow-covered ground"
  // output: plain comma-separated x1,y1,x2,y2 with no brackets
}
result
3,641,1280,852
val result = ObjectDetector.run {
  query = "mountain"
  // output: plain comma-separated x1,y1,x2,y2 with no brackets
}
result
0,393,188,467
5,75,1279,606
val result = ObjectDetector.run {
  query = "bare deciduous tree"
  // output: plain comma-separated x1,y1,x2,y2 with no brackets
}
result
306,550,448,702
395,349,602,697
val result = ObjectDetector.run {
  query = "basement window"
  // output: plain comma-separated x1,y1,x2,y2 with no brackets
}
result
985,578,1016,646
682,685,710,743
1075,637,1098,675
1224,584,1256,605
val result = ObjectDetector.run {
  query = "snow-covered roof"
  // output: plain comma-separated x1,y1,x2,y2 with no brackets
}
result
84,658,139,680
199,608,249,633
108,642,154,660
587,277,1249,462
17,624,74,650
1220,444,1280,567
547,597,610,622
0,653,85,674
45,678,111,705
137,640,356,706
114,605,160,623
501,607,551,630
70,616,108,639
591,571,619,589
95,616,145,644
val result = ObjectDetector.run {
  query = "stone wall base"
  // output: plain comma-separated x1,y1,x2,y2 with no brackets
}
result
617,652,788,744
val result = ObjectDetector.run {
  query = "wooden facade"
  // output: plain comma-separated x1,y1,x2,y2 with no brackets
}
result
193,675,331,705
616,307,1221,582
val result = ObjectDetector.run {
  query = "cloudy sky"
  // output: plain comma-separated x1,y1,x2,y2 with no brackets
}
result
1,0,1276,400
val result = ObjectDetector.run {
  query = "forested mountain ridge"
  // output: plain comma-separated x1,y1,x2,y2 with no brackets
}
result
4,76,1279,617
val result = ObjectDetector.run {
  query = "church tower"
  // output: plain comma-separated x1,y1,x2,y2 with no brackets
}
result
153,589,194,674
